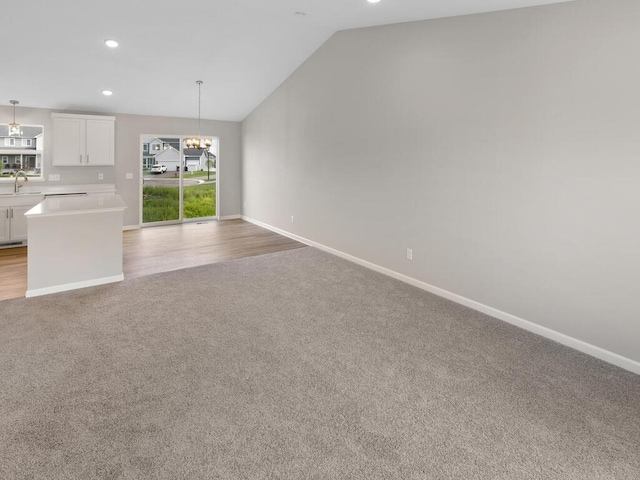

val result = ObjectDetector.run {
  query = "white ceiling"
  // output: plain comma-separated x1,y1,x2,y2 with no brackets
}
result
2,0,573,122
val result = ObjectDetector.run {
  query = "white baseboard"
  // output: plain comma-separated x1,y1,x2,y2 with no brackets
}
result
26,274,125,298
123,225,140,231
219,214,242,220
242,216,640,375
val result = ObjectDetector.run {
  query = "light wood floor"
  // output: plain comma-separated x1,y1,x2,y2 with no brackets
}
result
0,219,305,302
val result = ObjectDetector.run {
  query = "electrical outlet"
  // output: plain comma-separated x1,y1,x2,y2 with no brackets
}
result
98,173,104,180
291,216,294,223
406,248,413,260
126,172,133,180
48,174,60,181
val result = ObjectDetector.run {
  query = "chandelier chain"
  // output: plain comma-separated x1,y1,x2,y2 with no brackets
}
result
184,81,211,150
8,99,21,136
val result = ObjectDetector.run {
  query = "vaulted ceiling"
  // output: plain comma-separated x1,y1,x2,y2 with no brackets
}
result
2,0,573,121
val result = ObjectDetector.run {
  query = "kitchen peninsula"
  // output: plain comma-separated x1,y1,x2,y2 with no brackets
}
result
25,193,127,297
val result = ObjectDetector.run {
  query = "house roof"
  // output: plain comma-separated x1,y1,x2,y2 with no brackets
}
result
0,125,43,138
154,145,180,158
183,148,208,156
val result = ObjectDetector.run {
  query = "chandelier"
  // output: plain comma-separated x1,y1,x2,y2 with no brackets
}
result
9,100,22,137
184,81,212,150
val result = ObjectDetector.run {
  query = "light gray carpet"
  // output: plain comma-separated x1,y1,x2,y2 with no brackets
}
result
1,247,639,479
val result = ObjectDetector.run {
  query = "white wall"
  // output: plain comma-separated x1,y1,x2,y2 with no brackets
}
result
242,0,640,366
0,106,242,225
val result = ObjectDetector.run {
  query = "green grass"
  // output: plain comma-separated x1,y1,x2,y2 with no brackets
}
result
142,186,179,223
184,183,216,219
143,183,216,223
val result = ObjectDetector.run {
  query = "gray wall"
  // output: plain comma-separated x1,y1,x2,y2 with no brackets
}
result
242,0,640,363
0,106,242,226
115,113,242,225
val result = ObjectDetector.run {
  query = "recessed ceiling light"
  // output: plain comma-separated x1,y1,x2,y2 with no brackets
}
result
367,0,381,3
105,39,119,48
102,90,113,96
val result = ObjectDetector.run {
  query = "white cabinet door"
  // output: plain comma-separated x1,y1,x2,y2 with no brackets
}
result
51,114,115,166
52,117,84,166
10,205,31,241
0,208,10,242
86,119,114,166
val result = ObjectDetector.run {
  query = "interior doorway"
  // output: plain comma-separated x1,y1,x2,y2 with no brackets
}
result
140,135,218,225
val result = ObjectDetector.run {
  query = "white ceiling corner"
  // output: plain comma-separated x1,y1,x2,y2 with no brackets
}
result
1,0,574,122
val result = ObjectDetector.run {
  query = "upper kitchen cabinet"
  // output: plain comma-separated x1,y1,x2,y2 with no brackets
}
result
52,113,115,166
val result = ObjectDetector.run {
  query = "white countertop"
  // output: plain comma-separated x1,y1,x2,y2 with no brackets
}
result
25,194,127,217
0,183,117,197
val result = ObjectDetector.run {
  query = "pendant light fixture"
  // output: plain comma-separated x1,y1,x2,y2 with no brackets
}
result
184,81,212,150
9,100,22,137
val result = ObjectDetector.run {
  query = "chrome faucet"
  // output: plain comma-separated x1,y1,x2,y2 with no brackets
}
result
13,170,28,193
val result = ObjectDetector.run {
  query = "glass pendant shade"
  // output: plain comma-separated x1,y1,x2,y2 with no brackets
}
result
185,137,212,149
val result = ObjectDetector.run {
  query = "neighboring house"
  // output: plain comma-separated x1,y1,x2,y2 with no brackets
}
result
151,145,181,172
145,137,179,153
142,137,216,172
184,148,216,172
142,137,181,169
0,126,43,174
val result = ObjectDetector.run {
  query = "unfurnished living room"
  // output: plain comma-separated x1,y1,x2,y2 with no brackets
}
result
1,0,639,478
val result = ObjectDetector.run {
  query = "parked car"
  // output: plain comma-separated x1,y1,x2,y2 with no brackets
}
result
150,164,167,174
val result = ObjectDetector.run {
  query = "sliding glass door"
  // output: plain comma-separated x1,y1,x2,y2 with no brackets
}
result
182,139,217,220
141,135,217,225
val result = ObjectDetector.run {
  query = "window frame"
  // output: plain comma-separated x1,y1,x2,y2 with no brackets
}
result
0,124,45,180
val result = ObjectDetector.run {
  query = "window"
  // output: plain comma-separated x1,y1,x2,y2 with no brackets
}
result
152,144,160,151
0,124,44,180
143,144,149,152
